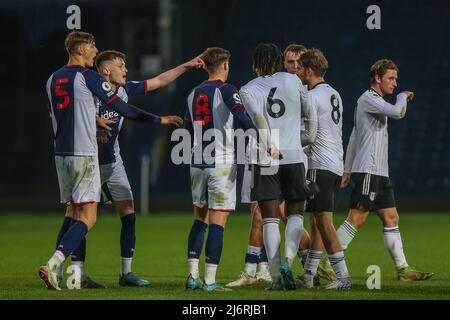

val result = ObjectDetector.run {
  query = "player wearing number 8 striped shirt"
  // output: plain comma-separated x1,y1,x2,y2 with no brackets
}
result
338,59,432,281
39,31,183,291
239,43,318,290
184,47,257,292
296,49,351,289
55,50,204,289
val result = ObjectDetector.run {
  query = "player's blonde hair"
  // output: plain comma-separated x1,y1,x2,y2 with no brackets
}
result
95,50,126,70
202,47,231,72
65,31,95,55
370,59,399,82
300,48,328,77
283,44,307,57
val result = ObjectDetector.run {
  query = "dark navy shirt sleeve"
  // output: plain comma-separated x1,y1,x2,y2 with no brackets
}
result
220,83,257,131
83,70,161,124
124,81,148,97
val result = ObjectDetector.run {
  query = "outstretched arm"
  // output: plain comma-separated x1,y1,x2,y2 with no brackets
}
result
84,69,181,125
147,53,205,91
365,91,413,119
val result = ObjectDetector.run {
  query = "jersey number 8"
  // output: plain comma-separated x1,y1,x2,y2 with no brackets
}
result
330,94,341,125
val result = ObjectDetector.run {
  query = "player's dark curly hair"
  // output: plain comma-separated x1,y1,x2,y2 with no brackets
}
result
253,43,283,76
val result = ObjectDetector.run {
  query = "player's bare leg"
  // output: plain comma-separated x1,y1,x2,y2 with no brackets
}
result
114,200,150,287
310,214,335,282
300,212,351,289
377,207,433,281
226,203,264,288
335,208,368,250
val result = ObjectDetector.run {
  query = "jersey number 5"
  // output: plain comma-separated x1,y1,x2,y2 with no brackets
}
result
330,94,341,124
55,78,70,110
267,87,285,118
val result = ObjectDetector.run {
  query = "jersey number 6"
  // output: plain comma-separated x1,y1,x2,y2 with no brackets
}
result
267,87,286,118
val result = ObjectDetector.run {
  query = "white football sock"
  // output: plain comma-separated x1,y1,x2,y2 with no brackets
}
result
48,250,65,270
71,261,85,277
285,214,304,267
188,258,200,278
120,257,132,276
336,220,357,250
204,263,218,285
245,246,261,277
304,250,323,276
56,262,65,280
263,218,281,278
383,226,408,269
328,251,350,279
258,262,270,274
299,249,309,267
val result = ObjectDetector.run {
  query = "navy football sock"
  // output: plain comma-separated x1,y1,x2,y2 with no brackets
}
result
187,219,208,259
56,216,76,249
260,246,269,263
205,224,224,265
71,237,86,262
57,221,88,257
120,213,136,258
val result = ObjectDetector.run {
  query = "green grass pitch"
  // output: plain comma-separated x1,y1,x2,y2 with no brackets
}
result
0,211,449,300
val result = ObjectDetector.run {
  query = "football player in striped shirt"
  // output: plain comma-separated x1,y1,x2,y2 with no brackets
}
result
338,59,432,281
184,47,258,292
57,49,204,288
39,31,182,290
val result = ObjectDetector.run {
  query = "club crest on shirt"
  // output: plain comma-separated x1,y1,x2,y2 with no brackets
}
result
102,81,112,92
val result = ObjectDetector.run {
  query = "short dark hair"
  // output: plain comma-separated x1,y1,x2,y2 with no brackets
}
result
253,43,282,76
202,47,230,72
283,44,307,57
300,48,329,77
94,50,126,70
370,59,399,82
65,31,95,55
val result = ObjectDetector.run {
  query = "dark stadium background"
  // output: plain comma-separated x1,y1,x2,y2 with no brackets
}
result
0,0,449,213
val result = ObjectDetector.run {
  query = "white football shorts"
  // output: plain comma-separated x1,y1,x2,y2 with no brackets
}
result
241,164,256,204
100,158,133,202
190,166,237,212
55,155,101,205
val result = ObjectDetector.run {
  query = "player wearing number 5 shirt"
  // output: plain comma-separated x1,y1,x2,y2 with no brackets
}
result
39,31,182,291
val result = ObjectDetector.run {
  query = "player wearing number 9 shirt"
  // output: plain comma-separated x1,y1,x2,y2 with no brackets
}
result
39,31,182,291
